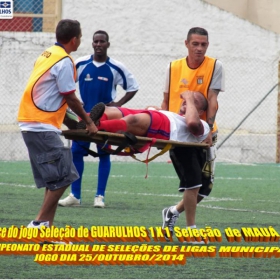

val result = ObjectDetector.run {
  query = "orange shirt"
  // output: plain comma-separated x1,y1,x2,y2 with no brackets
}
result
17,45,76,128
169,56,218,132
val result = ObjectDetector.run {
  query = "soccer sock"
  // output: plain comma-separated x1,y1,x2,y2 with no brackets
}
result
98,119,127,132
187,225,196,229
100,113,108,121
170,206,180,216
71,153,84,200
96,147,111,197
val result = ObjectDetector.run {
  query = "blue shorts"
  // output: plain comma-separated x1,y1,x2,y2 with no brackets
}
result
21,131,79,190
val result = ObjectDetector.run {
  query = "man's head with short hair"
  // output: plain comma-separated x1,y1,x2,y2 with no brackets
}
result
93,30,109,42
56,19,81,44
185,27,209,66
92,30,110,61
187,27,208,41
194,91,208,112
179,91,208,115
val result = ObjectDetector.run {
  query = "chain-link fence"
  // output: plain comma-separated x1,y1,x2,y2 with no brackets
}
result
0,37,278,163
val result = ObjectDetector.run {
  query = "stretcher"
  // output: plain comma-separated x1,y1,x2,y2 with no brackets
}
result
62,129,208,177
62,129,208,154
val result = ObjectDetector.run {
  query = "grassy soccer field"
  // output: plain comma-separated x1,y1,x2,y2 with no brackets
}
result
0,161,279,279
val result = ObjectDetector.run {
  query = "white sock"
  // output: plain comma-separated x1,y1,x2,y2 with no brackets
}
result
187,225,196,229
170,206,180,216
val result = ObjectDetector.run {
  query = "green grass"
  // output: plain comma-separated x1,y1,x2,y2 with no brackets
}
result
0,161,280,279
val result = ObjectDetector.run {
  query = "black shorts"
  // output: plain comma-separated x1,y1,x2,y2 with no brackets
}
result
169,146,215,197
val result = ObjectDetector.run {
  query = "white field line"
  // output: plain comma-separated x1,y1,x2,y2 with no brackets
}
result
215,177,276,181
1,180,279,215
0,182,244,201
0,172,276,181
88,174,278,181
0,182,36,188
2,181,279,202
90,174,277,181
2,181,279,215
198,204,280,215
215,159,258,166
202,197,242,202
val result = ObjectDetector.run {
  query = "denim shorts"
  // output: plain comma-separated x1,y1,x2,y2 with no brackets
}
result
21,131,79,190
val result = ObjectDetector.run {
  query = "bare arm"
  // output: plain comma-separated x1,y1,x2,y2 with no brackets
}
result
207,89,219,127
64,93,98,135
181,91,204,136
161,64,170,110
161,91,169,110
107,90,138,107
203,89,219,145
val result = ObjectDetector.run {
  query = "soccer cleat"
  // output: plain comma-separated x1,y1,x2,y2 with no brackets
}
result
63,108,79,129
94,195,105,208
58,193,81,207
77,102,106,129
162,207,179,241
27,220,50,229
27,220,73,245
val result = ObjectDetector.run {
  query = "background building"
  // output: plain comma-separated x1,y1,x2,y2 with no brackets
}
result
204,0,280,34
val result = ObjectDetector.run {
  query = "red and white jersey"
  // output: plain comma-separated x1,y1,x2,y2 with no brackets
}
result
159,110,209,143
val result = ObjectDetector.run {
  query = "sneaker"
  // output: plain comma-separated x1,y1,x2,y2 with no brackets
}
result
63,108,79,129
162,207,179,241
27,220,50,229
77,102,105,129
94,195,105,208
58,193,81,207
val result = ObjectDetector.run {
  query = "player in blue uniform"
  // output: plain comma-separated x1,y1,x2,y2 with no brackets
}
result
59,30,139,208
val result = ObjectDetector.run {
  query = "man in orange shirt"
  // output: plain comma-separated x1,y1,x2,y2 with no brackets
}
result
161,27,225,241
17,19,98,232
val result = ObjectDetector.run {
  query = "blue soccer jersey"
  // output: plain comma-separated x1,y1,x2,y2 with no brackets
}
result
75,55,139,112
